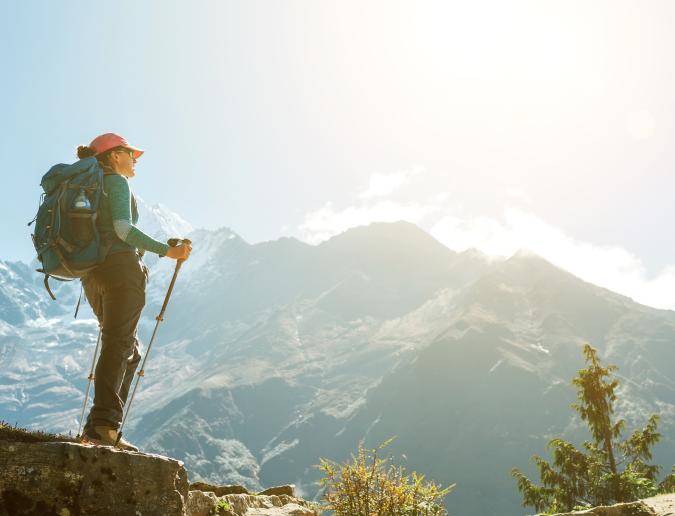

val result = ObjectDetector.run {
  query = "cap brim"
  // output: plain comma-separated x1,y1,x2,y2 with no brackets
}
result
128,147,144,159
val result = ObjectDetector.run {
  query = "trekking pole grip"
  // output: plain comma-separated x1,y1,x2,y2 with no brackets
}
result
167,237,192,248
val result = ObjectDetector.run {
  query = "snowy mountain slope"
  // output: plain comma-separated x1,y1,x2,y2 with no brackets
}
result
135,197,193,242
0,315,100,431
0,260,72,324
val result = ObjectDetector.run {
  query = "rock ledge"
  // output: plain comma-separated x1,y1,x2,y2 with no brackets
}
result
0,440,318,516
553,494,675,516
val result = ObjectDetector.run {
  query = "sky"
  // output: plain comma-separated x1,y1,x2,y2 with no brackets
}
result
3,0,675,309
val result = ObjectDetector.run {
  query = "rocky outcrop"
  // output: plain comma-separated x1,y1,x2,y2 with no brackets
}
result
189,482,251,496
643,494,675,515
0,440,188,515
187,483,317,516
553,494,675,516
0,438,318,516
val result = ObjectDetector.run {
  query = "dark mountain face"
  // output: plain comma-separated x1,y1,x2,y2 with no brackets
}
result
336,327,577,516
256,252,675,515
4,221,675,516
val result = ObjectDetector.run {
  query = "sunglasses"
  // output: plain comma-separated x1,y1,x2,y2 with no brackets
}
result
115,148,134,159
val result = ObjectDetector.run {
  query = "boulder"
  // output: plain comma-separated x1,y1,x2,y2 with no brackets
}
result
0,440,188,515
185,491,317,516
553,494,675,515
245,505,314,516
190,481,250,496
187,489,221,516
642,494,675,515
258,486,296,497
0,433,318,516
553,501,655,515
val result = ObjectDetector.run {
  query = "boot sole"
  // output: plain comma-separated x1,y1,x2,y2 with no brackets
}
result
80,436,139,452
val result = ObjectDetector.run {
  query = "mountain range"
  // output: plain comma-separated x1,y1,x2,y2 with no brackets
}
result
2,202,674,515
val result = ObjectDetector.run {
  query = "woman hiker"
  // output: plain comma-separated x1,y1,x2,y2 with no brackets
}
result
76,132,192,451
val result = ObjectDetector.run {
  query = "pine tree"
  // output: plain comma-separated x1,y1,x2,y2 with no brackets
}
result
511,343,674,513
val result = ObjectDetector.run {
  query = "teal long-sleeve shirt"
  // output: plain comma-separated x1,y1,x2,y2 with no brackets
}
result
99,173,170,257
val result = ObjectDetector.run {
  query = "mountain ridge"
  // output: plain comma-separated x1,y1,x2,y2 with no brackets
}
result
3,217,674,515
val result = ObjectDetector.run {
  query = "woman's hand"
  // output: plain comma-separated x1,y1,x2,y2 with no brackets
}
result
166,241,192,261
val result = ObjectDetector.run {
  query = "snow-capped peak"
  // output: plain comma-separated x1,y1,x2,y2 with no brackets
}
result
135,197,194,242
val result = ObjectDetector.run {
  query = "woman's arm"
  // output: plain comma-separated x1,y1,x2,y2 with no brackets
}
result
106,175,171,256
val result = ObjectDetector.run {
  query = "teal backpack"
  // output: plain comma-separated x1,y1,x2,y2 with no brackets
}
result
29,157,111,300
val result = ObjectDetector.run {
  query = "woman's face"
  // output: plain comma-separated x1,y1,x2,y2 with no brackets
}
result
109,148,137,178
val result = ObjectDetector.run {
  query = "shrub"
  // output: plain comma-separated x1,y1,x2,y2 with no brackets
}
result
316,437,454,515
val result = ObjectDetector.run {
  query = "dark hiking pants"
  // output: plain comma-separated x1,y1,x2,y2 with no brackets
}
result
82,251,148,430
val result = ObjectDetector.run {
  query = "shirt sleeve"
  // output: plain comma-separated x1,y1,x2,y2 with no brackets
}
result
105,175,171,257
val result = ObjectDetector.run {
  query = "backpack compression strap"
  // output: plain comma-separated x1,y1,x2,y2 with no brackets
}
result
37,270,57,301
36,269,75,301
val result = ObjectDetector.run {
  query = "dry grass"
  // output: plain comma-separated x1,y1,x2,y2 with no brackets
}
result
0,420,78,443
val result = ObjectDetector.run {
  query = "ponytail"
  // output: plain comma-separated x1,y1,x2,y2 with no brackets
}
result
77,144,113,168
77,145,96,159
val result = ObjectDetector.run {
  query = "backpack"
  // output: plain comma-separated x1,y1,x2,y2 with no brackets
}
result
29,157,111,300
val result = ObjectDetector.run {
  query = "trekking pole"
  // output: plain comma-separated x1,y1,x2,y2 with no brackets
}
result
77,325,102,438
116,238,191,446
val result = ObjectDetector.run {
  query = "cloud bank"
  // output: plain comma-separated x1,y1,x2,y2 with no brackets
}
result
295,168,675,311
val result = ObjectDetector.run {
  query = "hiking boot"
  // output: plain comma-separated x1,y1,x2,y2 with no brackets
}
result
115,433,140,452
81,425,139,452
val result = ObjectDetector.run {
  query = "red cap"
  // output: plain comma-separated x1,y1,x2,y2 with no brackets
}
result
89,133,144,159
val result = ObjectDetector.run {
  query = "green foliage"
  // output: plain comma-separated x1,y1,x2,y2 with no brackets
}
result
215,499,231,512
511,344,675,513
316,437,455,516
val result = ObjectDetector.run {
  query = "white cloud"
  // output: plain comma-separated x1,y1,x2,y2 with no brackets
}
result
297,199,441,245
358,166,425,199
430,208,675,310
297,169,675,311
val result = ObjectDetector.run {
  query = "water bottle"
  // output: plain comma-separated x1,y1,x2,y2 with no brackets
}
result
70,188,93,243
73,189,91,210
